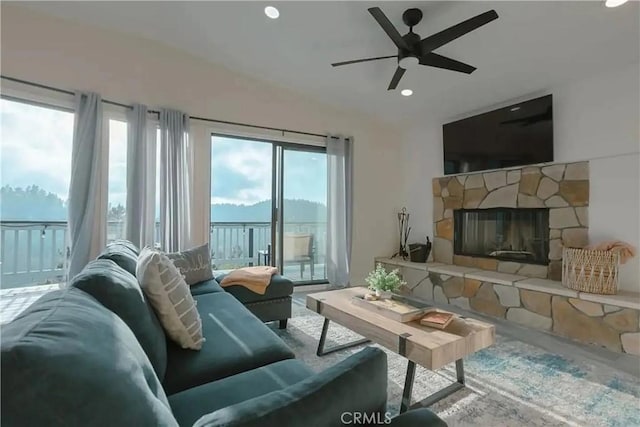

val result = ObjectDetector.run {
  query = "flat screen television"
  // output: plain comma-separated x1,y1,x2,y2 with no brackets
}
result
443,94,553,175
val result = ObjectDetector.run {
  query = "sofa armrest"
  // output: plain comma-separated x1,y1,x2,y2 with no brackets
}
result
389,408,447,427
194,347,387,427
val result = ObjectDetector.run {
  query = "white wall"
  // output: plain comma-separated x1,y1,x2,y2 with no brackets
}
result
403,63,640,292
402,122,442,249
554,64,640,292
0,4,406,284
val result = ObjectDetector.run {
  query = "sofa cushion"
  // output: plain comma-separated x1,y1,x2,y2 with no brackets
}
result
169,359,312,427
190,278,224,296
166,243,214,286
215,273,293,304
163,292,295,395
97,239,140,276
138,247,204,350
1,288,177,427
69,259,167,379
193,347,388,427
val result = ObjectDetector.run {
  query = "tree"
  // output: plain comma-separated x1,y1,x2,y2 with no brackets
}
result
107,204,126,222
0,185,66,221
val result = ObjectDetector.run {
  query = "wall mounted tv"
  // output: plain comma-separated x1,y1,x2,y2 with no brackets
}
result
443,94,553,175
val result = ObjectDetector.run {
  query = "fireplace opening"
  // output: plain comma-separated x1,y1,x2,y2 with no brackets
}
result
454,208,549,265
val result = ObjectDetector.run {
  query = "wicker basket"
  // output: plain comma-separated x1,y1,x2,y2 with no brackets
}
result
562,248,619,294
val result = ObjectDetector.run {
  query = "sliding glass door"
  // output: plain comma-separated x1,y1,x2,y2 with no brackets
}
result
275,147,327,282
210,136,273,270
210,135,327,284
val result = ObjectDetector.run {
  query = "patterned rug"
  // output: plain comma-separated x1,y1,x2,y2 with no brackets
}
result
273,302,640,427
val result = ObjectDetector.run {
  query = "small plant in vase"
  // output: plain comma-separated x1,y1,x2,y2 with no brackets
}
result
365,263,406,300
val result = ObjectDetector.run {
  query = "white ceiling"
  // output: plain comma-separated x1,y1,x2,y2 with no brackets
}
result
21,1,640,125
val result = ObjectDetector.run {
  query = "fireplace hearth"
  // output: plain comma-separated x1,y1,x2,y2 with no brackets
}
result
454,208,549,264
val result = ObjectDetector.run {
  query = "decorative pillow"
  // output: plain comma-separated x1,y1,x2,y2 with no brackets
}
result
166,243,214,286
137,247,204,350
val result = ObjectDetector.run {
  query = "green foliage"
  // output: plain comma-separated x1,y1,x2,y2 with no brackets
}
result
107,204,126,221
0,185,66,220
365,263,406,292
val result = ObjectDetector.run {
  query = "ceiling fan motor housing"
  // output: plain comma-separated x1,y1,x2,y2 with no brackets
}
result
400,32,421,55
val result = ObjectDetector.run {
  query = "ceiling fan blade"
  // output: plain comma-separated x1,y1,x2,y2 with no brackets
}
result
387,67,406,90
419,53,476,74
368,7,409,51
332,55,397,67
420,10,498,53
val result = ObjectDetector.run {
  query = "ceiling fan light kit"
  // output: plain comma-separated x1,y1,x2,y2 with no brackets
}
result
398,56,419,69
332,7,499,91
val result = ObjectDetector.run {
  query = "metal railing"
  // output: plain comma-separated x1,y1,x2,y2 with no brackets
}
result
0,221,68,288
0,220,326,288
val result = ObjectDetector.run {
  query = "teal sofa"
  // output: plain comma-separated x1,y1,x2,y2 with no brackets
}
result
1,241,446,426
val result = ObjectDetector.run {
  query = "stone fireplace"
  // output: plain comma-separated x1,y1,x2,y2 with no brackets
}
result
454,208,550,264
432,161,589,280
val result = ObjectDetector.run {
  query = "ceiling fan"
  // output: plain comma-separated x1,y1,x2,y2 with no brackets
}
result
332,7,499,90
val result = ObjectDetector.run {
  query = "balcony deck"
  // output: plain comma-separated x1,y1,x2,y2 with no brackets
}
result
1,220,327,289
1,220,327,322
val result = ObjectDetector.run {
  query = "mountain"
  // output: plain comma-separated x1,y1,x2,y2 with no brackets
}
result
0,186,326,224
211,199,326,223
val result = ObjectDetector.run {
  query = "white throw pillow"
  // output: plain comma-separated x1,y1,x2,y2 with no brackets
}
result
136,247,204,350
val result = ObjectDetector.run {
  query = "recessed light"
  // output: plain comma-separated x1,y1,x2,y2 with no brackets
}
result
265,6,279,19
605,0,629,7
510,106,521,112
401,89,413,97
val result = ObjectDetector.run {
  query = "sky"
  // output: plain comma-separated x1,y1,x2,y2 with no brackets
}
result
1,99,74,200
1,99,327,218
211,136,327,206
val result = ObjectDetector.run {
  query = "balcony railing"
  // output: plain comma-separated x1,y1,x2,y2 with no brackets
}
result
0,220,326,288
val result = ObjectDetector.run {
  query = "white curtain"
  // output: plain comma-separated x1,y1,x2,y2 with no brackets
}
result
159,109,192,252
326,135,353,287
68,92,107,278
125,104,157,248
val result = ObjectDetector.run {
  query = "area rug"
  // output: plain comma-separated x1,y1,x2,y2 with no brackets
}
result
273,301,640,427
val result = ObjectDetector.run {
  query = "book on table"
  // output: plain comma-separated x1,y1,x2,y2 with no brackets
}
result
420,310,456,329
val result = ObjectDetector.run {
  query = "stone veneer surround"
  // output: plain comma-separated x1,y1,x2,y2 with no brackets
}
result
432,161,589,280
375,258,640,356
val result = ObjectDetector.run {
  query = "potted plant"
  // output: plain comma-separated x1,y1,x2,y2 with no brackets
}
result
365,263,406,299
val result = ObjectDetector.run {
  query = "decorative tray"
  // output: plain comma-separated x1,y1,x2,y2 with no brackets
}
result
351,293,432,323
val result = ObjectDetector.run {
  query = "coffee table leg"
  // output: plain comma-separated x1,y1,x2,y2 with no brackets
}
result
400,359,465,413
400,360,416,413
316,318,370,357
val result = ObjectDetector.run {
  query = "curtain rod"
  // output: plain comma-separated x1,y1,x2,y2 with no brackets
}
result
1,75,346,140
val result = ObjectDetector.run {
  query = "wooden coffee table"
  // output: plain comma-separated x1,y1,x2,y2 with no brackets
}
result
307,287,495,412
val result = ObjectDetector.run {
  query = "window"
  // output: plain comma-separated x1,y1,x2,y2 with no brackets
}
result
210,135,328,284
107,119,128,241
0,98,74,287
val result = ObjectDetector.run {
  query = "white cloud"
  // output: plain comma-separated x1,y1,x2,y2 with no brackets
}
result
107,119,128,206
212,137,272,205
0,99,74,200
0,100,130,208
